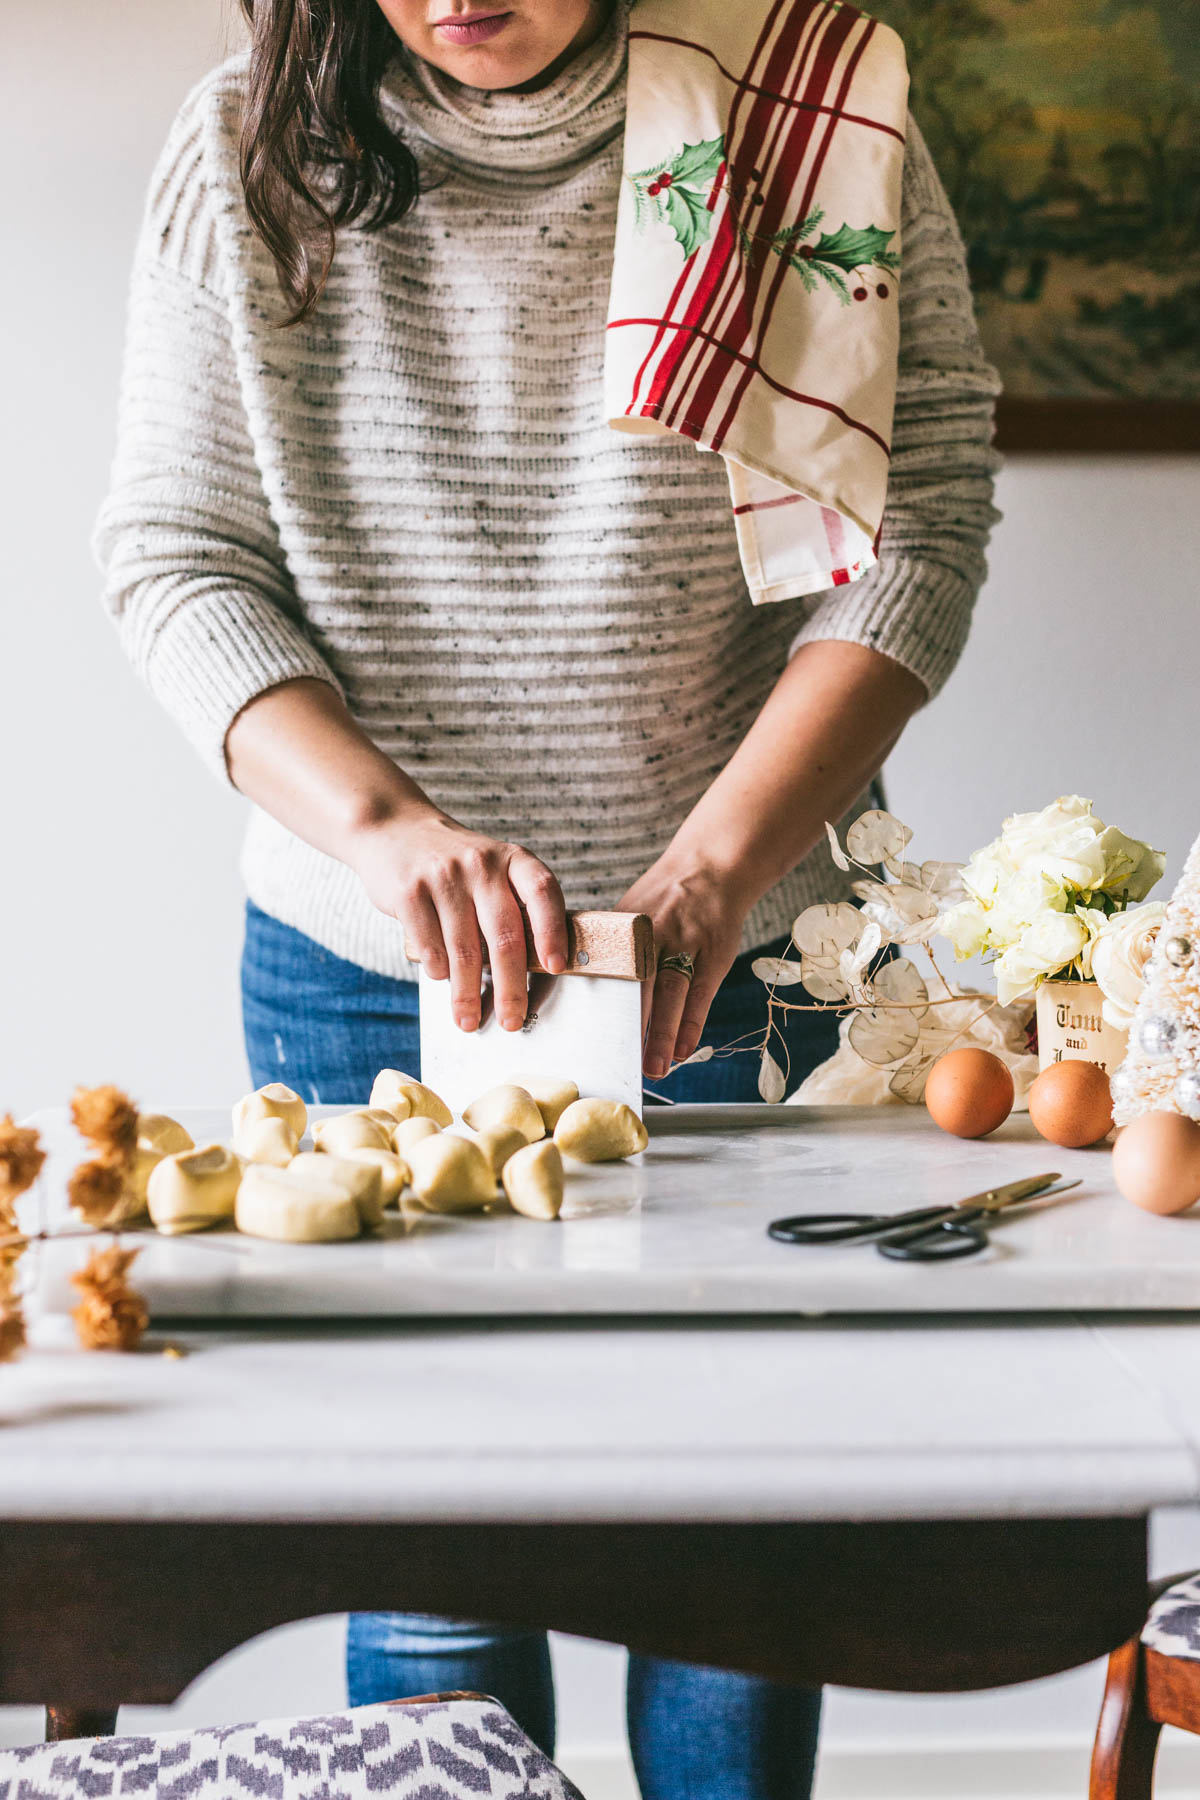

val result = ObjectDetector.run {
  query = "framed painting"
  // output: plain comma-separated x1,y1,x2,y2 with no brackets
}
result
870,0,1200,450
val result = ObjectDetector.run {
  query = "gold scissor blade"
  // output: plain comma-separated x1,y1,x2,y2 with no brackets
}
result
953,1174,1065,1214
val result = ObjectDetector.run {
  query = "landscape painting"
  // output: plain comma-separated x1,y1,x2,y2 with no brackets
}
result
869,0,1200,445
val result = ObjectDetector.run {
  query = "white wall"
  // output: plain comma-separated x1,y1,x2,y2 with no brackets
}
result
4,2,1200,1793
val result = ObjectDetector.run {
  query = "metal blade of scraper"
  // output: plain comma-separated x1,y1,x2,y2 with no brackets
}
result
419,911,653,1119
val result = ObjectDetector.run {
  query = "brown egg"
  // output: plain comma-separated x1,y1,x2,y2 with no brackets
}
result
1113,1112,1200,1216
1027,1060,1113,1149
924,1048,1015,1139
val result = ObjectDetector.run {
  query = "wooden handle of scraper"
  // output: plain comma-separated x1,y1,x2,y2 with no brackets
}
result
528,911,655,981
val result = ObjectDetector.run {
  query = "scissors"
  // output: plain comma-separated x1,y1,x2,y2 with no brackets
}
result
767,1172,1082,1262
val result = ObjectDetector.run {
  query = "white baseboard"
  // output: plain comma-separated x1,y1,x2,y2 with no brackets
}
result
559,1735,1200,1800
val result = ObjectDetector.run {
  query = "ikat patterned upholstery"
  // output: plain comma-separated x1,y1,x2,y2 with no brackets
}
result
0,1696,585,1799
1142,1573,1200,1661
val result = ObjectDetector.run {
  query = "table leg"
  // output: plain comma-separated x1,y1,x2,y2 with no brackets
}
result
45,1708,119,1741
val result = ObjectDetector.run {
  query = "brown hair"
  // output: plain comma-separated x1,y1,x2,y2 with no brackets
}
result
238,0,420,324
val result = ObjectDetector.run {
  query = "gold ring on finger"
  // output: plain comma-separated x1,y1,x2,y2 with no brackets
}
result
658,950,697,981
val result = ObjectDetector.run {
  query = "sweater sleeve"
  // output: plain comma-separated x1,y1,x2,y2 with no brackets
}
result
92,85,343,783
789,114,1002,701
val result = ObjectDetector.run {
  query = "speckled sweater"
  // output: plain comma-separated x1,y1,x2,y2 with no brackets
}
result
93,6,1001,979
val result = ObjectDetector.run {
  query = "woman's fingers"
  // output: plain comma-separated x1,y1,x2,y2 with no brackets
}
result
434,888,486,1031
643,967,694,1081
509,853,568,976
674,972,722,1065
476,884,533,1032
403,890,448,981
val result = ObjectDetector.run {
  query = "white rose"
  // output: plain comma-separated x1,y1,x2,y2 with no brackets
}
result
994,911,1091,1004
1090,829,1166,902
1000,796,1094,867
993,946,1048,1006
940,899,991,959
960,845,1012,905
1091,902,1168,1030
989,869,1063,947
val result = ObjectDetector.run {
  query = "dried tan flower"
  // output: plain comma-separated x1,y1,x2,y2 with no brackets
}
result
0,1300,25,1363
71,1086,138,1169
70,1246,148,1353
0,1115,46,1212
0,1242,27,1363
67,1159,127,1228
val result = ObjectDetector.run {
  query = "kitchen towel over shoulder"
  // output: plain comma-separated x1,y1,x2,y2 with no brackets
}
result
606,0,909,604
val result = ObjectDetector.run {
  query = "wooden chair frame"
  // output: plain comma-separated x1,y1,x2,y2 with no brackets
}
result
1090,1576,1200,1800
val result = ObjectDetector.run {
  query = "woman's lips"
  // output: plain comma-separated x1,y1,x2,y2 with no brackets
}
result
434,11,512,44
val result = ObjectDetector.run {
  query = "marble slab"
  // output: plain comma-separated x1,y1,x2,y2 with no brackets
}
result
23,1103,1200,1319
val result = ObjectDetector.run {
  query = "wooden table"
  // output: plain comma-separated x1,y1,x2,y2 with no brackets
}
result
3,1308,1199,1741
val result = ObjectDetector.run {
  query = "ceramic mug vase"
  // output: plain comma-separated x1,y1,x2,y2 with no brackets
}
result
1035,978,1128,1074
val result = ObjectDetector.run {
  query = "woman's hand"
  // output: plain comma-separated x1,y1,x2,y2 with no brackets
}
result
351,809,568,1033
616,854,754,1080
225,681,568,1034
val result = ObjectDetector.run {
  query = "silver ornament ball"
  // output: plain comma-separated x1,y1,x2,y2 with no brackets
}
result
1109,1063,1134,1107
1165,936,1193,968
1137,1013,1178,1060
1175,1071,1200,1121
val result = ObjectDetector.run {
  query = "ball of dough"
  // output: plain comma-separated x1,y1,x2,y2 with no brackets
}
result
234,1115,298,1168
392,1116,442,1156
123,1145,163,1213
369,1071,454,1127
407,1133,497,1213
236,1163,363,1243
520,1077,580,1134
554,1098,648,1162
339,1147,410,1208
312,1111,393,1156
288,1151,385,1229
368,1070,417,1120
502,1139,565,1220
233,1083,307,1144
148,1143,241,1236
137,1113,194,1157
463,1084,545,1144
470,1123,528,1178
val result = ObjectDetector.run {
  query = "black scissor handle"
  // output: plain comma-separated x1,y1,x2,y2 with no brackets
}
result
768,1206,952,1246
877,1220,988,1261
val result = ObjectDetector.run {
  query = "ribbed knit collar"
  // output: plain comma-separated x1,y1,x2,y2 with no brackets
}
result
381,3,628,179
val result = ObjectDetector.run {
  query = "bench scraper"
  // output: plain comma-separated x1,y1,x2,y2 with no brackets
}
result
419,910,654,1119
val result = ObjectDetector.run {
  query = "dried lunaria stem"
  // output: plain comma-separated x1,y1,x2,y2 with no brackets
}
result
71,1086,138,1169
70,1245,148,1353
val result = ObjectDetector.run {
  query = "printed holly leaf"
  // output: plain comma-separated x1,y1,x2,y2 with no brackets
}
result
809,222,897,273
665,183,717,258
669,137,725,186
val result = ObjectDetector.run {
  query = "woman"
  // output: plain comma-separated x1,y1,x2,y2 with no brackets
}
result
95,0,999,1791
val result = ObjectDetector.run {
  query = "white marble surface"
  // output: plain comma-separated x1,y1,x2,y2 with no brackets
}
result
12,1103,1200,1528
26,1104,1200,1317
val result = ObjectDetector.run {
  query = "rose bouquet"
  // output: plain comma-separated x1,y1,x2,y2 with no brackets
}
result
734,797,1166,1106
940,796,1164,1005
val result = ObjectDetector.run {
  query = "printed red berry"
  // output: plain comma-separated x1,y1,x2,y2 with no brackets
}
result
876,283,889,298
658,171,673,187
853,286,868,301
798,245,814,258
648,181,661,197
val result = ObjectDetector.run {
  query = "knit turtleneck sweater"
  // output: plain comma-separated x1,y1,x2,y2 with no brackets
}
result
93,9,1001,980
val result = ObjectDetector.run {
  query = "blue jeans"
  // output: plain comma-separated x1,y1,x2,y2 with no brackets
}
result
242,899,833,1798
